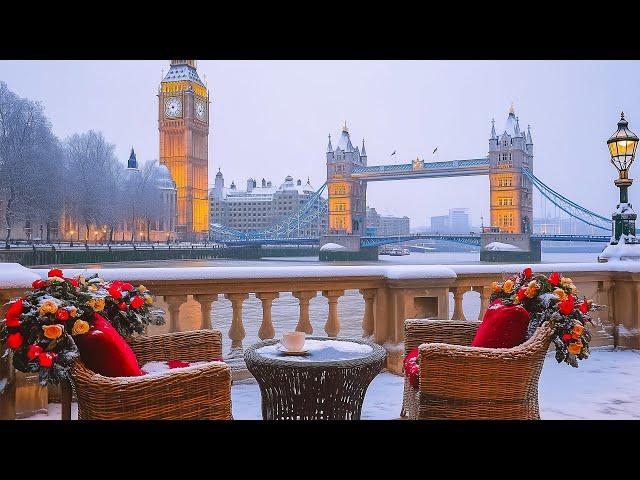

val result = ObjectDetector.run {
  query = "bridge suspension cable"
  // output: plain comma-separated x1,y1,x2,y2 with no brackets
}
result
522,168,610,231
210,182,328,242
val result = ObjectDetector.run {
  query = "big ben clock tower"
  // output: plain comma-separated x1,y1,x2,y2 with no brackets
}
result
158,60,210,241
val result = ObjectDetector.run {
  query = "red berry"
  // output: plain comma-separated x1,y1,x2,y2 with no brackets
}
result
7,332,24,350
38,352,57,368
27,344,43,360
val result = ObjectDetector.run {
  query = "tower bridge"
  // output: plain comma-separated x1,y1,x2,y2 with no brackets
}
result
210,107,613,261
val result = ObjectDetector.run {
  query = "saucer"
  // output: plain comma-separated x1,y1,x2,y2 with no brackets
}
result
276,344,310,356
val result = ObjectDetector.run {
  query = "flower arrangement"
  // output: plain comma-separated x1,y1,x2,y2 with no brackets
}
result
76,275,164,338
490,267,604,367
1,268,164,385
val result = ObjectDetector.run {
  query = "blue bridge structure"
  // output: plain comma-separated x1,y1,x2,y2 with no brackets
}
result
210,110,613,258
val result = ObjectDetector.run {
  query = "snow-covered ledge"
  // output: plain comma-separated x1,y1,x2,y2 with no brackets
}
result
598,235,640,262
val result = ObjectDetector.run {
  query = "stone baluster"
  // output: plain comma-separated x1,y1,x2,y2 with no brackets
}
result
450,287,467,321
606,281,617,348
194,294,219,330
477,286,492,321
256,292,279,340
225,293,249,350
293,291,317,334
322,290,344,337
359,289,376,337
163,295,188,333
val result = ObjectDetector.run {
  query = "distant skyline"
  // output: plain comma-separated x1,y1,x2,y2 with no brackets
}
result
0,60,635,227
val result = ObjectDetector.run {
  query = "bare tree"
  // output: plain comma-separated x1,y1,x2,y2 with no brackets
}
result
0,82,58,247
64,131,119,246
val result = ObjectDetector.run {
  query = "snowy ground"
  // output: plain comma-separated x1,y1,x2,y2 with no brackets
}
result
21,348,640,420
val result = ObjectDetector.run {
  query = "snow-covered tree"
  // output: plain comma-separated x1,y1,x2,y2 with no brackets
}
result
0,82,60,246
64,130,120,246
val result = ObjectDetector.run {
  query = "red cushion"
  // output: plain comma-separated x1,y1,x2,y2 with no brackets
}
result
403,347,420,389
74,314,143,377
471,299,530,348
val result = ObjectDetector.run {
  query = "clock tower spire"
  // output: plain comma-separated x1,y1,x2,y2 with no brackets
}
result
158,60,210,241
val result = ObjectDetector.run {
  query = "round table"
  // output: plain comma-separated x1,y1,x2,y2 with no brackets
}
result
244,336,387,420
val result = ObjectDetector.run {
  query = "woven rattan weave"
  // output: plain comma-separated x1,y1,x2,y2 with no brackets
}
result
245,336,386,420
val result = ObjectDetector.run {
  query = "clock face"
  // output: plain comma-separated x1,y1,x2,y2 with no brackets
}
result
164,97,182,118
195,100,206,121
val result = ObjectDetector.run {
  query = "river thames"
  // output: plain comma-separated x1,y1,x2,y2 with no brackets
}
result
61,251,604,353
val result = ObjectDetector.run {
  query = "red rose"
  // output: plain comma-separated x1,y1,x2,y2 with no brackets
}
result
48,269,63,278
579,301,589,314
548,272,560,286
130,296,144,309
121,283,134,292
118,302,128,311
7,332,24,350
38,352,57,368
523,267,533,279
559,295,575,315
27,344,43,360
516,287,527,301
108,285,123,299
5,299,23,327
561,333,572,342
65,278,79,287
55,309,70,321
32,279,46,289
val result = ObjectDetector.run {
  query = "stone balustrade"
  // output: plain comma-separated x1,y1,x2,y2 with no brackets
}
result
0,261,638,419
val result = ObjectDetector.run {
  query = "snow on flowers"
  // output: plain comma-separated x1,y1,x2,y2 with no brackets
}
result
0,268,164,386
77,276,164,338
490,268,603,368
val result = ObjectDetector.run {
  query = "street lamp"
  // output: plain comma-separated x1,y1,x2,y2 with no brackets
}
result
607,112,639,244
69,230,74,248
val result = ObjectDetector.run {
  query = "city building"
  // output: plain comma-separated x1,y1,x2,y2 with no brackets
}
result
488,105,534,233
209,170,326,236
158,60,210,241
430,215,449,233
449,208,471,233
326,124,367,235
428,208,470,233
366,207,410,236
533,216,600,236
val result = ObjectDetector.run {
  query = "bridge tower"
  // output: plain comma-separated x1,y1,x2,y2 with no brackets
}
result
488,106,534,234
320,124,373,258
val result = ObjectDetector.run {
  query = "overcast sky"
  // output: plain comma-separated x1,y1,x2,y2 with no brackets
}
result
0,60,636,228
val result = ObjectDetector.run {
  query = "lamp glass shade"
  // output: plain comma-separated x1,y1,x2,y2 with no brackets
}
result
608,113,639,173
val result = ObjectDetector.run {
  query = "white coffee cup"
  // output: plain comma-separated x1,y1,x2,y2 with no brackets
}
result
282,331,306,351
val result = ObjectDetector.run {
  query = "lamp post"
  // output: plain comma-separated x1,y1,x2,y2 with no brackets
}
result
607,112,639,244
69,230,74,248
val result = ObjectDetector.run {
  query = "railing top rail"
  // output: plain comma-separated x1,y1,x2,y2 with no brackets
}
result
23,265,456,284
2,261,640,292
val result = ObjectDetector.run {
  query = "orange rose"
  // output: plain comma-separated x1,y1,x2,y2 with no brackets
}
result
491,281,502,293
525,286,537,298
567,342,583,355
42,324,64,340
71,319,90,335
38,300,58,316
572,324,584,336
503,279,515,294
554,288,568,301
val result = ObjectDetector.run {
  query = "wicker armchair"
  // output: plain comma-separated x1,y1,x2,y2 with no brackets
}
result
401,319,553,420
61,329,232,420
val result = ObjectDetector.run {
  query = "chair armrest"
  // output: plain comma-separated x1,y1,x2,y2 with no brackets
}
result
128,329,223,364
404,319,481,354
